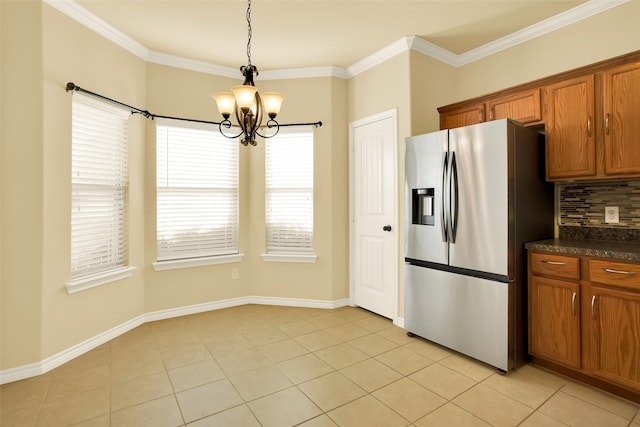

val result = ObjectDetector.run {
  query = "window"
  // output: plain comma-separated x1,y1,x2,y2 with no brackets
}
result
263,126,316,263
68,93,134,294
154,118,240,270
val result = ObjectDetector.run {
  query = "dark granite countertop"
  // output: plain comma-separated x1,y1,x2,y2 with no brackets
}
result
526,239,640,262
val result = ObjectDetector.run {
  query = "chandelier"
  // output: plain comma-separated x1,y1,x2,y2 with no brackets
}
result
213,0,285,146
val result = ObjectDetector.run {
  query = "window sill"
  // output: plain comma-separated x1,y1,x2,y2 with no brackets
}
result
261,253,317,263
66,266,137,294
153,253,244,271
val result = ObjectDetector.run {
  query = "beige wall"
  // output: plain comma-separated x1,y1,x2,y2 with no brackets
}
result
408,51,459,135
246,77,349,302
143,64,253,312
455,1,640,100
42,4,148,359
2,1,148,369
2,0,640,373
143,66,349,309
1,0,45,369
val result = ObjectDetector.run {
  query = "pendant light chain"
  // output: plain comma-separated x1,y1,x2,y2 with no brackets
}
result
246,0,253,67
211,0,321,146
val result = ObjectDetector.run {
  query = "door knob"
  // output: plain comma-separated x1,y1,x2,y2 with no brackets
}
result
383,225,392,232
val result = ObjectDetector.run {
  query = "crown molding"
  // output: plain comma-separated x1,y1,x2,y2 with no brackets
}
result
260,66,350,80
44,0,150,60
147,51,239,78
346,37,412,78
44,0,629,79
147,53,349,80
456,0,630,66
408,36,461,67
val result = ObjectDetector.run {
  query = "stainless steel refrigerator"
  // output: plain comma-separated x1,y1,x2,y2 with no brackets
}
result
404,118,553,372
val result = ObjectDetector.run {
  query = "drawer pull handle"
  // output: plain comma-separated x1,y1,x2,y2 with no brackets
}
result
603,268,636,276
571,292,577,316
542,260,566,265
591,295,596,320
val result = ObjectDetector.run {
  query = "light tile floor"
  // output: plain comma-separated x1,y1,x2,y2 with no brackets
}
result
2,304,639,426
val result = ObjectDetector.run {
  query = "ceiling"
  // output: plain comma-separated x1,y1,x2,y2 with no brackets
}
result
73,0,592,71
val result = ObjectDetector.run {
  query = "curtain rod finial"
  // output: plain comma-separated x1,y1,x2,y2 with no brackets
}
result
66,82,77,92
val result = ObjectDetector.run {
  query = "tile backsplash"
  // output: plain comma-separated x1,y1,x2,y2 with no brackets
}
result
558,181,640,241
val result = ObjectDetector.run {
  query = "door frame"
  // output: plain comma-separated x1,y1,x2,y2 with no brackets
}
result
348,108,399,322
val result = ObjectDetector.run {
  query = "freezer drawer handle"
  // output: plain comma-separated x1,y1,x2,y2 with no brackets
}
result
383,225,392,232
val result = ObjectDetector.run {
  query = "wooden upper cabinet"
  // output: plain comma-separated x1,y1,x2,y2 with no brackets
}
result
487,88,542,124
602,62,640,176
440,103,485,130
439,89,542,130
545,75,596,181
436,52,640,181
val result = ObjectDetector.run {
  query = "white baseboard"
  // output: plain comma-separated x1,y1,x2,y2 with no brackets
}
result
394,317,405,329
0,296,350,385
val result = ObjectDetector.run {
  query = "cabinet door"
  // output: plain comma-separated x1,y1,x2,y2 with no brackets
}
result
529,275,581,369
603,62,640,176
590,285,640,391
487,88,542,124
440,103,485,130
545,75,596,181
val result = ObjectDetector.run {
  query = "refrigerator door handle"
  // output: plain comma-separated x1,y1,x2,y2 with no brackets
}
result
441,152,449,242
450,151,459,243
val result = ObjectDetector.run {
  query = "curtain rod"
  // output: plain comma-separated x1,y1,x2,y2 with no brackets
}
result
65,82,323,128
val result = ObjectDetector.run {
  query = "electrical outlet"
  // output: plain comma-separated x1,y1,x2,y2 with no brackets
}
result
605,206,619,224
231,268,239,280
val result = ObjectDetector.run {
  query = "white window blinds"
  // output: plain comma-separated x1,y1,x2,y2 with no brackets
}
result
156,118,238,261
265,127,314,253
71,93,130,279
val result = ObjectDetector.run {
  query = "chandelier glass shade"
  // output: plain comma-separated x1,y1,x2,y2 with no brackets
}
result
212,0,285,146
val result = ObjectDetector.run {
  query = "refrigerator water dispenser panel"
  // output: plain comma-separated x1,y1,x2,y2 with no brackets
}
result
412,188,435,225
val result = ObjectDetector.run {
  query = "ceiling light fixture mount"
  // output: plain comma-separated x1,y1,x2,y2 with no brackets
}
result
213,0,306,146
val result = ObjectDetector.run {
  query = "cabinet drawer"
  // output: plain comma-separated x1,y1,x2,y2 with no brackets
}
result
590,259,640,290
530,252,580,280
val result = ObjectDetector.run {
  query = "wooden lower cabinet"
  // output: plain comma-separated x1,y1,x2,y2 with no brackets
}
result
529,276,581,369
529,251,640,401
590,286,640,391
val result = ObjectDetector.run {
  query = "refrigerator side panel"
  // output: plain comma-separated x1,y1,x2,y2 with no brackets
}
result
510,124,555,366
405,264,510,371
448,120,508,276
404,131,448,265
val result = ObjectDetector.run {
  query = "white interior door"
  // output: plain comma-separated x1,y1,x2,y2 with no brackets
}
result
349,109,398,320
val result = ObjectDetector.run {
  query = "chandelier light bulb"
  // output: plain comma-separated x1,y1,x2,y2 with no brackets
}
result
212,92,235,118
231,85,258,113
261,92,285,118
